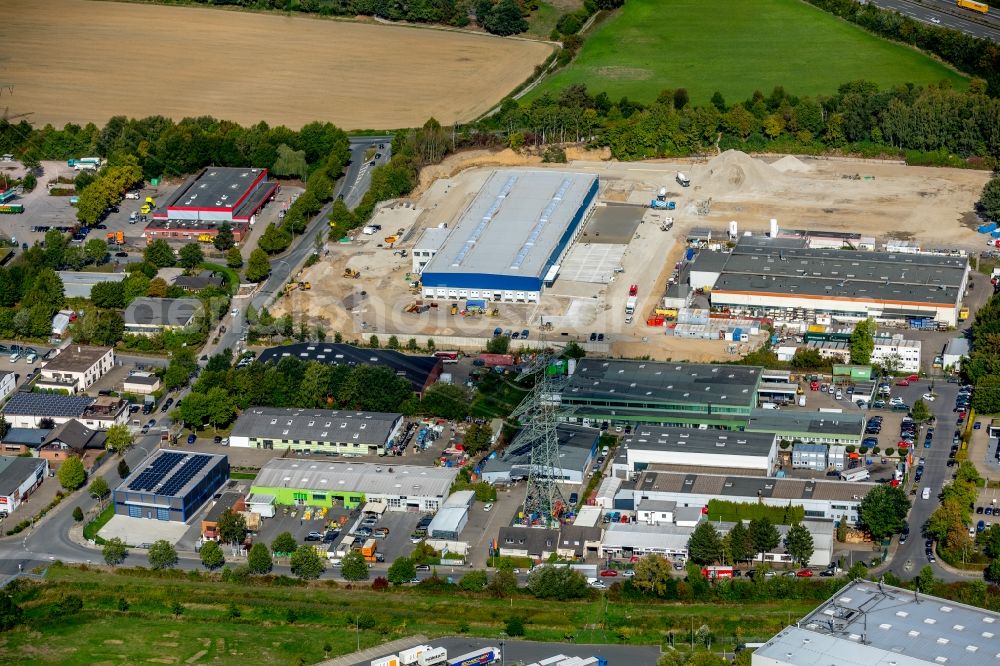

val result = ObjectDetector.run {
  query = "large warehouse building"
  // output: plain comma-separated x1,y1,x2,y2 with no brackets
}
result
250,459,458,512
611,426,778,476
692,236,968,326
753,580,1000,666
229,407,404,456
419,170,599,303
113,450,229,521
147,166,278,243
557,360,763,429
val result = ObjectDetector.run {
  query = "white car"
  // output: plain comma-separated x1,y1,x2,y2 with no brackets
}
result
889,397,905,406
231,308,240,317
922,393,936,401
930,17,941,24
623,570,635,578
483,503,494,512
588,579,607,589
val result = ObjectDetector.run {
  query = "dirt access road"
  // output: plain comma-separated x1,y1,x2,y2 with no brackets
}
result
3,0,552,130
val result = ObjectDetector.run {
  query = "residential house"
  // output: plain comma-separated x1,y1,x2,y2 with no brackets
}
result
123,297,202,336
498,526,559,560
38,419,107,468
37,345,114,394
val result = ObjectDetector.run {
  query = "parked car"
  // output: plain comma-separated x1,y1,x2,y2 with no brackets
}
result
187,433,196,444
483,503,494,512
795,569,814,577
416,564,431,572
304,531,323,542
599,569,618,577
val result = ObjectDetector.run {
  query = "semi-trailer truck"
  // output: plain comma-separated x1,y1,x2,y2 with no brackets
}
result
0,204,24,214
841,468,871,482
957,0,989,13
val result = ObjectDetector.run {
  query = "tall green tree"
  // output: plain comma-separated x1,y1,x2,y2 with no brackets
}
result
687,522,724,564
979,176,1000,224
246,248,270,282
784,523,815,566
859,484,911,539
290,544,326,579
147,540,178,570
912,399,931,423
271,532,298,555
340,551,368,581
387,556,416,585
144,239,175,268
226,247,243,269
849,317,876,365
89,476,110,508
725,520,753,564
102,537,128,566
526,566,589,600
217,510,247,546
57,456,86,491
84,238,108,265
214,223,235,251
748,517,781,562
632,554,675,597
199,540,225,570
104,424,134,454
178,243,204,270
248,543,273,574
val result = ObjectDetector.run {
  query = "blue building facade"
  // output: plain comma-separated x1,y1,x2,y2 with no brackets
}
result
113,451,229,522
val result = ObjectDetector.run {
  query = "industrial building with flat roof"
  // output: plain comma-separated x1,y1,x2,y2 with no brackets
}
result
754,580,1000,666
256,343,442,395
123,297,202,335
113,450,229,522
558,359,762,429
480,424,599,485
693,235,968,326
611,426,777,476
153,166,279,224
745,408,864,445
251,459,458,512
615,470,871,523
420,170,599,303
228,407,404,456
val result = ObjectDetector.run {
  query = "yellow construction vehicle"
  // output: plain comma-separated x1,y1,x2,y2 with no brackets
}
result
284,282,298,293
299,281,311,290
140,204,152,215
343,268,360,279
450,303,458,315
384,235,398,245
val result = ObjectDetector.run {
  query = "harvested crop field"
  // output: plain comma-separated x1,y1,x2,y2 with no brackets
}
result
3,0,553,129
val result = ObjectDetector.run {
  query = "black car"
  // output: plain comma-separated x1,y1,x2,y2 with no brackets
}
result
114,251,128,257
160,397,174,412
214,435,223,444
900,528,910,544
589,332,597,341
978,506,985,514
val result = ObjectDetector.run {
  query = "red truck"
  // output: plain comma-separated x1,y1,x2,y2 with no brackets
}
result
629,284,638,297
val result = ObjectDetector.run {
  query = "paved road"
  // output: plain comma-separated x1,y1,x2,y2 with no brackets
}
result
210,136,392,359
869,0,1000,42
887,379,965,580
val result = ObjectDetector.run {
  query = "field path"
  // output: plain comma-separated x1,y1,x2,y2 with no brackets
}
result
2,0,552,129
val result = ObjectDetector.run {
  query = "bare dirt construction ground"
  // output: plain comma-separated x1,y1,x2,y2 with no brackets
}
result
277,149,990,362
3,0,552,130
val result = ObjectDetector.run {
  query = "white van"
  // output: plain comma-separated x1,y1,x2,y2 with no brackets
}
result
25,352,37,364
922,487,931,500
8,352,19,363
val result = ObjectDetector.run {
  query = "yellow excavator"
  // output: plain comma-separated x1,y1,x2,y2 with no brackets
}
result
343,268,360,279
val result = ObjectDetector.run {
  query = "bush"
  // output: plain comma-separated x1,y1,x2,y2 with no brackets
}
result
505,616,526,636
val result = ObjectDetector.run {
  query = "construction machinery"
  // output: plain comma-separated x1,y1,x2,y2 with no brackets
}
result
106,230,125,245
393,249,408,258
384,235,398,245
299,281,311,290
343,268,360,279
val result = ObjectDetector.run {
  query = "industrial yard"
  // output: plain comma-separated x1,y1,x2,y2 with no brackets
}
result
277,151,989,360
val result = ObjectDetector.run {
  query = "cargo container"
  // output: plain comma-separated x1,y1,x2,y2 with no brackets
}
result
400,645,432,665
478,353,515,367
958,0,989,13
417,647,448,666
361,538,378,562
371,656,401,666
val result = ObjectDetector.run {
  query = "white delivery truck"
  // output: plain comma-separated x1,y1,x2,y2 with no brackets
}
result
841,468,870,482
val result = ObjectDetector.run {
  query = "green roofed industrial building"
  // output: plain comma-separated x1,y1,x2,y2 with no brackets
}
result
250,458,458,512
557,359,762,429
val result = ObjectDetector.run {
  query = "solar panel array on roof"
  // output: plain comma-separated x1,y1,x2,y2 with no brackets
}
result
127,451,184,492
159,455,210,496
3,392,95,417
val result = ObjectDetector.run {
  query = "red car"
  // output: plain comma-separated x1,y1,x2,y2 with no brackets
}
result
795,569,814,578
907,374,920,382
628,284,638,297
896,380,910,387
599,569,619,577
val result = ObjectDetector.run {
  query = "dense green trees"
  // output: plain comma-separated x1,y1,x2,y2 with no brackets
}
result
290,545,327,580
340,551,368,581
246,249,271,282
859,484,911,539
980,177,1000,224
687,522,724,564
486,81,1000,166
849,318,876,365
57,456,86,491
526,566,589,600
76,163,144,225
387,556,417,585
199,540,225,570
247,543,273,574
147,540,179,570
784,523,815,566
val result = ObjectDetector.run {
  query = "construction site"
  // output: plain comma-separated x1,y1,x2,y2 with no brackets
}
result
275,150,990,361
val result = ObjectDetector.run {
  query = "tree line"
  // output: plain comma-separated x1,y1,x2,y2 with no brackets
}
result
486,80,1000,166
170,0,622,37
0,115,351,183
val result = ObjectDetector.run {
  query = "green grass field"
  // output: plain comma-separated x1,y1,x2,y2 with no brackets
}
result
530,0,967,104
2,566,820,665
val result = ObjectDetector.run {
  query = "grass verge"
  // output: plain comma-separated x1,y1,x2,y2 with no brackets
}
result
3,565,820,665
82,504,114,544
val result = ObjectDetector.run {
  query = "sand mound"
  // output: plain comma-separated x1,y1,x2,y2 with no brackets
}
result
770,155,813,173
701,150,782,195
